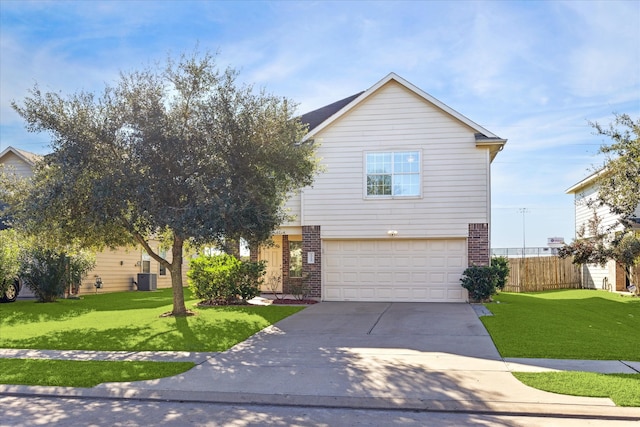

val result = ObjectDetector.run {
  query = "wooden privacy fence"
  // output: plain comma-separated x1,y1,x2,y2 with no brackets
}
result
503,256,582,293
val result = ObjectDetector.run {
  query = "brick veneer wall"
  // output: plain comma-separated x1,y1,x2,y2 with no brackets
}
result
302,225,321,298
468,223,490,266
281,235,301,294
282,234,290,284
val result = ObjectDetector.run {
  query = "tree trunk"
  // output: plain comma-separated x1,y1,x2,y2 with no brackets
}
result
169,234,189,316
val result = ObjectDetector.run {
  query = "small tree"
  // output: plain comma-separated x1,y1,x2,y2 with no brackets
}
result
491,256,510,291
559,210,640,289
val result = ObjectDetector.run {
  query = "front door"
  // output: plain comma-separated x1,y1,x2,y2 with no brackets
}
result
260,235,283,293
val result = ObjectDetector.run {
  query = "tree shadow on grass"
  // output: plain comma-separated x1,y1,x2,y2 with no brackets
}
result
0,288,181,326
0,309,299,352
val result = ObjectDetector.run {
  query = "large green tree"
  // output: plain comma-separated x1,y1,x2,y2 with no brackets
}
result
11,51,317,316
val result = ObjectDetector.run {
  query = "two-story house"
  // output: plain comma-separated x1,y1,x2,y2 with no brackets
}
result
566,171,640,291
256,73,506,302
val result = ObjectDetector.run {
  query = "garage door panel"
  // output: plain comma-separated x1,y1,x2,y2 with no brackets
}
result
395,257,411,267
393,241,411,252
430,289,446,299
447,289,464,300
324,239,467,303
447,256,464,267
412,272,427,282
428,256,446,268
395,272,410,282
429,272,445,283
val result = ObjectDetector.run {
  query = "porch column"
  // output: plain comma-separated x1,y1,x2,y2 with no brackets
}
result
302,225,321,298
468,223,490,266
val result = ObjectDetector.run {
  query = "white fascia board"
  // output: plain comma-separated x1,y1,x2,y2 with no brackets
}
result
565,169,606,194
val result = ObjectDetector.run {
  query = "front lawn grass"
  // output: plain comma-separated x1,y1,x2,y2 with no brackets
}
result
0,358,195,388
481,289,640,360
513,372,640,407
0,288,303,387
482,289,640,406
0,288,304,352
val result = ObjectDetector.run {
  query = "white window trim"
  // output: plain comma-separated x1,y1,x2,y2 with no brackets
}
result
363,149,422,199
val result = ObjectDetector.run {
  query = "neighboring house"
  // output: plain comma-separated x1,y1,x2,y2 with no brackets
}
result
0,146,184,295
0,146,38,230
255,73,507,302
566,171,640,291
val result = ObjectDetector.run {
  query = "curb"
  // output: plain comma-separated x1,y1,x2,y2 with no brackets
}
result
1,384,640,420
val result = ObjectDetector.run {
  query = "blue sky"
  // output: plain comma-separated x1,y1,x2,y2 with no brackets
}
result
1,0,639,248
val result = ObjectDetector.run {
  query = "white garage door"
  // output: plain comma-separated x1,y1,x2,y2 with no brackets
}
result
323,239,467,302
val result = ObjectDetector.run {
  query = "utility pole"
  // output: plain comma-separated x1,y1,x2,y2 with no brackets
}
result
518,208,529,258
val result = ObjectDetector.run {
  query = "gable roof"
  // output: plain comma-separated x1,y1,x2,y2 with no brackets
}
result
0,146,40,166
300,92,364,132
300,72,507,160
565,169,606,194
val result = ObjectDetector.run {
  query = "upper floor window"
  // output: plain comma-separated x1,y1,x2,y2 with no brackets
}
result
366,151,420,197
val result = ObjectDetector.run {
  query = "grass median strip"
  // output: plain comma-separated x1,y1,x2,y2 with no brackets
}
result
513,372,640,407
0,358,196,388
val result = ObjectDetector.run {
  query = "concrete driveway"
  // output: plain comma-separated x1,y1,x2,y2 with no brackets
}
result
91,301,634,417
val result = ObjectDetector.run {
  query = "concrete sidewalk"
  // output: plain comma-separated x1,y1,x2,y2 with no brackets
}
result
1,302,639,420
2,349,639,374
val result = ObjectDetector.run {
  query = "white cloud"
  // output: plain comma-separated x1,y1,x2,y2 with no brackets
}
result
559,1,640,98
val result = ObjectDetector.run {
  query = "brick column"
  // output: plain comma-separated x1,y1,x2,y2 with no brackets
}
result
468,223,490,266
281,235,290,293
302,226,321,298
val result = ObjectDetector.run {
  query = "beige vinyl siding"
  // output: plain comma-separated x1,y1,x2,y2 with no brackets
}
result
78,243,189,295
302,80,489,239
282,192,302,226
573,185,623,237
0,152,34,178
80,247,143,294
581,261,615,290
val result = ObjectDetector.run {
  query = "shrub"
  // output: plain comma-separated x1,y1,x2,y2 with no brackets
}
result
234,259,266,301
491,256,510,290
188,254,265,304
19,248,95,302
19,248,67,302
286,273,311,301
0,229,21,298
460,265,498,302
